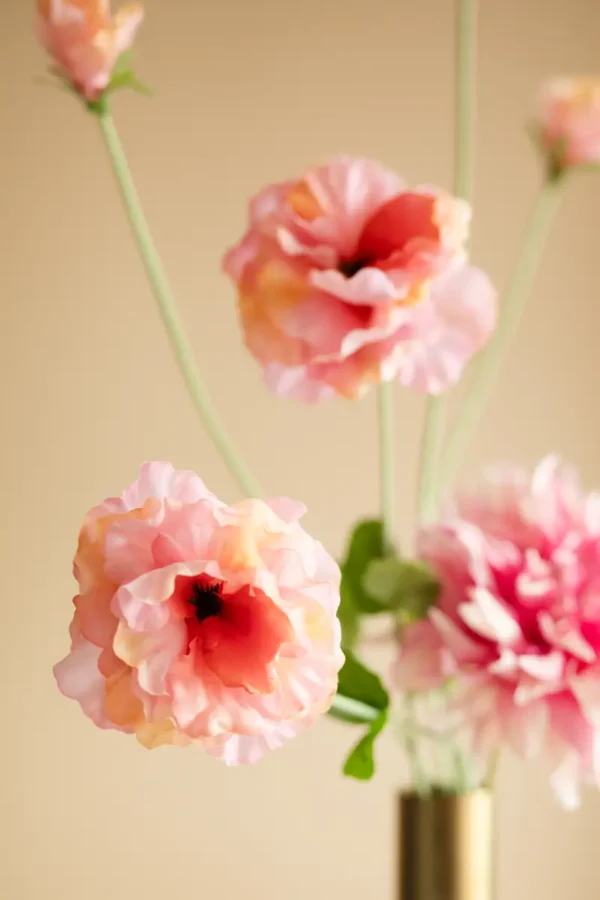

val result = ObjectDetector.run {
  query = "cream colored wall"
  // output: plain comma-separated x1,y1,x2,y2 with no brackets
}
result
2,0,600,897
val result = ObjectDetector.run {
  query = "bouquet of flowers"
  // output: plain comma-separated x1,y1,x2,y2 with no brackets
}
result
40,0,600,838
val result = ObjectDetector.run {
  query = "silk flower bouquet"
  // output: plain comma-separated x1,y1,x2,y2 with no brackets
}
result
37,1,600,891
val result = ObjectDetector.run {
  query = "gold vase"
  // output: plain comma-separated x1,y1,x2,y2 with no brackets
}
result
397,790,494,900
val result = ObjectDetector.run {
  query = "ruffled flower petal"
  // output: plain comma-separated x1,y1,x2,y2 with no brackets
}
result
224,156,495,401
54,464,343,762
394,456,600,806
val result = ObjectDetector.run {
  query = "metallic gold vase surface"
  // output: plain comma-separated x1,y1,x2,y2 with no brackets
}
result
397,790,494,900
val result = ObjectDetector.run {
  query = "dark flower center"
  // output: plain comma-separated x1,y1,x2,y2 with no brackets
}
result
189,582,223,623
338,256,374,279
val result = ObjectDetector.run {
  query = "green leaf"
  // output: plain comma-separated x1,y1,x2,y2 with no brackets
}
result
363,557,440,624
338,578,361,652
128,76,153,97
340,519,388,616
329,652,389,724
107,69,153,96
343,710,388,780
112,50,135,78
330,652,390,781
107,52,152,97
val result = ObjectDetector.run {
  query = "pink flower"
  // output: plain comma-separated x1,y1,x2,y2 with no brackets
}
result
54,462,343,763
394,457,600,807
37,0,144,102
539,78,600,172
224,156,496,401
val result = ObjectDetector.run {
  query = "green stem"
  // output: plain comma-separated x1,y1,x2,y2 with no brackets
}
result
441,177,564,489
454,0,477,202
416,399,445,522
453,745,473,794
329,694,379,723
95,107,262,499
483,748,500,790
378,382,396,553
404,695,429,794
416,0,478,522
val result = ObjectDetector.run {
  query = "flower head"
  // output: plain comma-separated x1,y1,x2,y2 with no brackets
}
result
37,0,144,102
54,462,343,763
394,457,600,807
539,78,600,174
224,155,496,401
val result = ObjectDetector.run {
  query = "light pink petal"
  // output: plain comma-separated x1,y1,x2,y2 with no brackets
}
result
429,607,487,660
540,79,600,168
121,461,218,511
54,629,126,732
459,587,522,645
201,724,305,766
548,692,594,757
549,751,582,810
499,691,548,759
539,612,595,663
113,2,144,55
222,230,263,281
489,649,518,676
249,182,296,226
395,265,497,394
302,155,404,258
114,617,187,696
310,267,400,306
113,562,206,626
393,621,450,691
263,362,336,402
169,655,213,730
103,522,156,584
571,666,600,725
519,651,564,682
278,290,369,357
265,497,307,524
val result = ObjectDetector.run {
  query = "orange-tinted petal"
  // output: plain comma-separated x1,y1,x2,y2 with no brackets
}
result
287,180,323,221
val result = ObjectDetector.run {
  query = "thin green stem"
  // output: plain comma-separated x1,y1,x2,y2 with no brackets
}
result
453,745,474,794
483,748,500,790
404,695,429,794
416,0,478,523
329,694,379,723
441,178,564,489
416,399,445,522
95,107,262,499
454,0,478,201
378,382,396,553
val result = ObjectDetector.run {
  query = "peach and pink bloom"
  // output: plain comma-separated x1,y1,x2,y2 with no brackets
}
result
394,457,600,807
54,462,343,763
37,0,144,102
540,78,600,171
224,155,496,401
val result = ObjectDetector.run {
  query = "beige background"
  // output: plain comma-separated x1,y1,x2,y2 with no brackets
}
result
2,0,600,897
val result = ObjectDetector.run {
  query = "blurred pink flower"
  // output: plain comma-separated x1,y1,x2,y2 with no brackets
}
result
54,462,343,763
224,156,496,401
37,0,144,102
394,457,600,807
540,78,600,172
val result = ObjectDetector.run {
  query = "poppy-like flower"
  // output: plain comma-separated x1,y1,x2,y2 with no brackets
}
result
224,155,496,401
37,0,144,102
539,78,600,173
394,457,600,807
54,462,343,763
